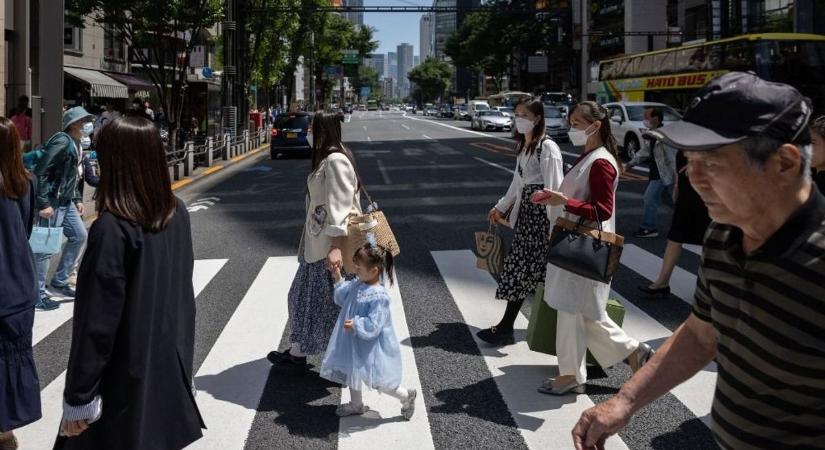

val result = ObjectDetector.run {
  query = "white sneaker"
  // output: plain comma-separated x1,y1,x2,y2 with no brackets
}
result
401,389,417,421
336,402,369,417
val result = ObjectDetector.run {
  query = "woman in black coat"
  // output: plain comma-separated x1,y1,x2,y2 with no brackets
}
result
0,118,41,450
54,115,204,450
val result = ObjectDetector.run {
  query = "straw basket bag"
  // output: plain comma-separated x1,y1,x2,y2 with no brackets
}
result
341,183,400,274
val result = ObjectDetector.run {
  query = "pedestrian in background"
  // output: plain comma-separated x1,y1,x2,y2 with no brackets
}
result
267,112,361,368
32,107,93,311
476,99,564,346
92,102,120,139
320,240,417,420
55,115,204,450
808,115,825,192
637,149,711,297
535,101,653,395
0,118,41,450
573,72,825,450
624,108,677,238
10,97,32,152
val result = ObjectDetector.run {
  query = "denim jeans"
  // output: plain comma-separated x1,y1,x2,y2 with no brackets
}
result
641,179,674,231
35,203,87,298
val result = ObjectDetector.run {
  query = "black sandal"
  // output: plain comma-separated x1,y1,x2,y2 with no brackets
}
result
267,350,307,368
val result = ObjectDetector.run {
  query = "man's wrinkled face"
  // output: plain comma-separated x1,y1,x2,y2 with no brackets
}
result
684,144,772,227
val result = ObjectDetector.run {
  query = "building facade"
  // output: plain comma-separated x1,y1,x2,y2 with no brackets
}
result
383,77,396,99
345,0,364,26
368,53,386,78
420,15,433,61
397,43,414,99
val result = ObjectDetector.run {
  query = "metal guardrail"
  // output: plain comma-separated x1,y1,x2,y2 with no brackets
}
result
164,127,271,181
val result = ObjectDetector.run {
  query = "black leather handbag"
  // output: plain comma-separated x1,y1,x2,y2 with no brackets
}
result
546,209,625,284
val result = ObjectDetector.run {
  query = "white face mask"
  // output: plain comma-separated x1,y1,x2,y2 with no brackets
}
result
81,122,94,137
515,117,535,134
80,136,91,149
567,123,597,146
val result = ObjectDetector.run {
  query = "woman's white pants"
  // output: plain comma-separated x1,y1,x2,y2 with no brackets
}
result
556,310,639,384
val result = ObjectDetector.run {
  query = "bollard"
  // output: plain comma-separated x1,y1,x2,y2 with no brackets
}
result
206,137,214,167
223,134,230,161
243,130,250,154
169,165,175,181
183,142,194,177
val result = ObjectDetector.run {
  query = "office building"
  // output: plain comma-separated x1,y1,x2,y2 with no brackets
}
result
383,77,396,99
387,52,398,91
414,56,421,67
345,0,364,26
397,43,414,99
368,53,385,78
420,15,434,60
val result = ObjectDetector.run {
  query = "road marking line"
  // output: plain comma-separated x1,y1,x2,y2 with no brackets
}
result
19,260,228,449
363,126,368,131
203,166,225,176
376,159,393,184
400,123,410,130
188,257,296,449
172,178,195,189
338,270,435,449
432,250,629,450
684,244,702,256
473,157,514,174
621,244,698,305
422,134,435,141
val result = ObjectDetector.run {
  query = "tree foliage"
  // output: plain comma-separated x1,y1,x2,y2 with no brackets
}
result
67,0,223,147
407,58,453,103
246,0,302,93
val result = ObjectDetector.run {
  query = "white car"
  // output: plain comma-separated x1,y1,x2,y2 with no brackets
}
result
603,102,682,159
493,106,515,118
471,110,513,131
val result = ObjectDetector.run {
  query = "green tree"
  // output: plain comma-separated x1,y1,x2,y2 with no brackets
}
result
246,0,301,105
407,58,453,103
67,0,223,148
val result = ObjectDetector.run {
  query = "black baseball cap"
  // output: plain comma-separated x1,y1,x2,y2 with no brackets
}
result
648,71,812,151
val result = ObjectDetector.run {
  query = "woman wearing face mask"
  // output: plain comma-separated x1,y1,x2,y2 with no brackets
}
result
477,100,564,346
534,101,653,395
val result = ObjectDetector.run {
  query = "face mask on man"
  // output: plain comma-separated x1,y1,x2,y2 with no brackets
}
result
515,117,535,134
81,122,94,137
567,123,597,146
80,135,91,150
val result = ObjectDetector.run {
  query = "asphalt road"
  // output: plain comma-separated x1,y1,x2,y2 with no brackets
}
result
24,110,718,450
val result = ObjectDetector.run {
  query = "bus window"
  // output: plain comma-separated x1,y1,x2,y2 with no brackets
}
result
654,52,676,74
631,54,654,78
675,47,709,72
722,41,754,71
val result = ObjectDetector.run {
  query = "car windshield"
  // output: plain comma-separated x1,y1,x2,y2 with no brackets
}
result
499,107,514,114
475,104,490,111
541,93,570,104
274,115,309,129
625,105,681,122
543,107,563,119
484,111,504,117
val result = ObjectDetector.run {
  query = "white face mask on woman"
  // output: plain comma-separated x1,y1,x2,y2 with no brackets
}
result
81,122,94,137
515,117,535,134
567,123,597,146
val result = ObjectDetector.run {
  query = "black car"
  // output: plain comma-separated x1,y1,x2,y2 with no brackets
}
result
270,112,312,158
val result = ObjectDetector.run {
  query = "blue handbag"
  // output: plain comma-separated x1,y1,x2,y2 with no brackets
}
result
29,217,64,255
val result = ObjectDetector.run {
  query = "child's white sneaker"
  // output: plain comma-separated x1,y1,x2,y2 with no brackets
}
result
336,402,370,417
401,389,417,421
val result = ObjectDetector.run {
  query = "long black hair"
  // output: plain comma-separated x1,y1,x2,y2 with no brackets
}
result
95,115,176,232
353,241,396,286
310,112,360,188
514,100,546,156
571,101,620,164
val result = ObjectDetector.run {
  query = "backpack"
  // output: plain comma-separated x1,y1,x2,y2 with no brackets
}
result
23,132,72,171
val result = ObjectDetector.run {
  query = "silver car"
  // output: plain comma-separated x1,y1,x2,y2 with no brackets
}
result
472,110,513,131
544,106,569,141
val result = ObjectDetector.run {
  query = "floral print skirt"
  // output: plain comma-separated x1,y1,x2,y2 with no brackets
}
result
495,184,552,303
287,260,341,355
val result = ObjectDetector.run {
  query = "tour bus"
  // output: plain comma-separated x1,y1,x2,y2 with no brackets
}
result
487,91,532,108
596,33,825,113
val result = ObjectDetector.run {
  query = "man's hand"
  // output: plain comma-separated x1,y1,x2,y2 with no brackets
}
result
572,396,633,450
39,207,54,219
61,419,89,437
76,203,85,215
343,319,354,332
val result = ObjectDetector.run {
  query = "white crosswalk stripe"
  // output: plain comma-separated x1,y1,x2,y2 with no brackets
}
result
25,247,719,449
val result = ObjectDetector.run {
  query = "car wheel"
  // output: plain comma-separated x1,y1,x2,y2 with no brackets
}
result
624,134,640,160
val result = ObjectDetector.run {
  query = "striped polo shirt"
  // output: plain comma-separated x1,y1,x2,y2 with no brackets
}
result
693,186,825,450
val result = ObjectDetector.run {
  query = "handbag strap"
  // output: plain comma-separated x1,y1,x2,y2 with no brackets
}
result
575,203,604,240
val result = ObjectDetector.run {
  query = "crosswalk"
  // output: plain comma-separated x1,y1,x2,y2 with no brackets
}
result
19,245,718,449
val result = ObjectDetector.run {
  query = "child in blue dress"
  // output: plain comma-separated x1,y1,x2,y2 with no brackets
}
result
320,236,417,420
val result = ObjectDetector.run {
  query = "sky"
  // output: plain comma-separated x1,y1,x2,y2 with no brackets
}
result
364,0,425,56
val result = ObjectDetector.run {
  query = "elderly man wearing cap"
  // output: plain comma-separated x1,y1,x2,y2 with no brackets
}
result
572,72,825,450
32,106,95,311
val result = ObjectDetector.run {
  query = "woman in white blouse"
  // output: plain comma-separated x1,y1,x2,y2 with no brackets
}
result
477,100,564,346
268,113,361,368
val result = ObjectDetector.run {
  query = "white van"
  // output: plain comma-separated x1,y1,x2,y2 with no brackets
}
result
467,100,490,121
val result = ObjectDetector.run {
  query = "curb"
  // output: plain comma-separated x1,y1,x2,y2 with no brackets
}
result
83,142,269,224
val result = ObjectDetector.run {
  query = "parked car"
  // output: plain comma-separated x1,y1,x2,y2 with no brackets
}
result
472,110,513,131
270,112,312,158
454,104,469,120
543,105,569,141
425,106,439,116
440,105,454,118
603,101,682,159
494,106,515,118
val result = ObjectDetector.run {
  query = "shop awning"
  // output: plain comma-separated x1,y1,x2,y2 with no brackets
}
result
64,66,129,99
105,72,155,90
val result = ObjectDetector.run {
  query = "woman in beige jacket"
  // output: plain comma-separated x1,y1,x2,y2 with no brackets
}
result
268,113,361,368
